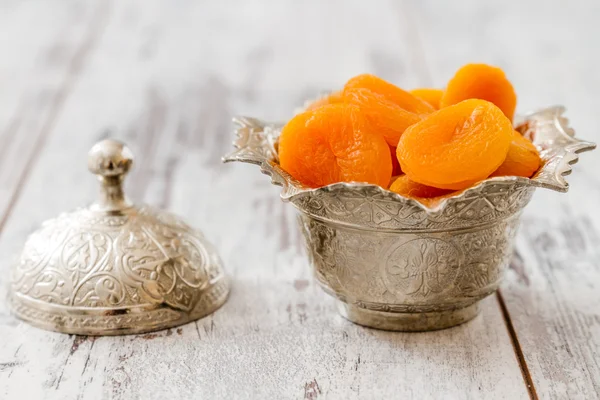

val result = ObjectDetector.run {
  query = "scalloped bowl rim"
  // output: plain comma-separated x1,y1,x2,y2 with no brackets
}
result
225,105,596,214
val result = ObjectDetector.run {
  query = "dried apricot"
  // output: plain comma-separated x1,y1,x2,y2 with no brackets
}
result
305,91,345,111
389,146,402,176
389,175,453,199
279,104,392,188
490,130,541,178
343,88,421,146
344,74,435,116
440,64,517,121
410,88,443,110
396,99,513,190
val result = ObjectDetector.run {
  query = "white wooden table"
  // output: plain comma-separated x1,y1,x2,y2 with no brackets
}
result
0,1,598,398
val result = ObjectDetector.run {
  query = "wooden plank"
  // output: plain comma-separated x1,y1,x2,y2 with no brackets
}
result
0,1,109,229
412,0,600,398
0,1,531,399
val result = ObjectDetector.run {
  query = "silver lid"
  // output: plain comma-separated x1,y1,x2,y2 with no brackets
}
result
9,139,229,335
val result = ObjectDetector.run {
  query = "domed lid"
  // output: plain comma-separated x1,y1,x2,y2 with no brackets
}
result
9,139,229,335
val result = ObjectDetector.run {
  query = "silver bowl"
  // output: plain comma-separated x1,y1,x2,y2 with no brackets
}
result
224,106,595,331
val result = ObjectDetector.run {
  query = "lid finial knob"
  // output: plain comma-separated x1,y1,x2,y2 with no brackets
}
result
87,139,134,211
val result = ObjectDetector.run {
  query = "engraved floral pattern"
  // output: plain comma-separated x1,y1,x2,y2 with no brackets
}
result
384,239,460,297
10,279,230,335
10,206,229,333
300,216,519,312
291,183,534,231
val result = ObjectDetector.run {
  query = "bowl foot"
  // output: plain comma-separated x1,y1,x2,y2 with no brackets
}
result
336,301,480,332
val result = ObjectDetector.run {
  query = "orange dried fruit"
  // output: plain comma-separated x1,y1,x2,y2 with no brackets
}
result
440,64,517,121
279,103,392,188
305,91,345,111
389,175,453,199
344,74,435,116
410,88,443,110
389,175,401,189
397,99,513,190
343,88,421,146
490,130,541,178
389,146,402,176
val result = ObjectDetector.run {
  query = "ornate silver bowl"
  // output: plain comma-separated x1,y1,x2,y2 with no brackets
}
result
224,106,595,331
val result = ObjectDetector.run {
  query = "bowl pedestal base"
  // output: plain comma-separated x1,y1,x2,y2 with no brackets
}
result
336,301,480,332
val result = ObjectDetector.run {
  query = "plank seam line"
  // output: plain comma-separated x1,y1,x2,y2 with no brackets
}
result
0,1,111,237
497,289,539,400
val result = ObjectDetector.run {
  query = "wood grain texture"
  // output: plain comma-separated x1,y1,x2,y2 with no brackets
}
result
0,0,597,399
0,1,109,229
412,0,600,398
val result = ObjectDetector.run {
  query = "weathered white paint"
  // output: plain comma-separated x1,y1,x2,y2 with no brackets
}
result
0,0,598,399
0,1,107,224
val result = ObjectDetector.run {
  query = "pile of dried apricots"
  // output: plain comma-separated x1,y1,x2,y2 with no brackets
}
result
278,63,541,204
